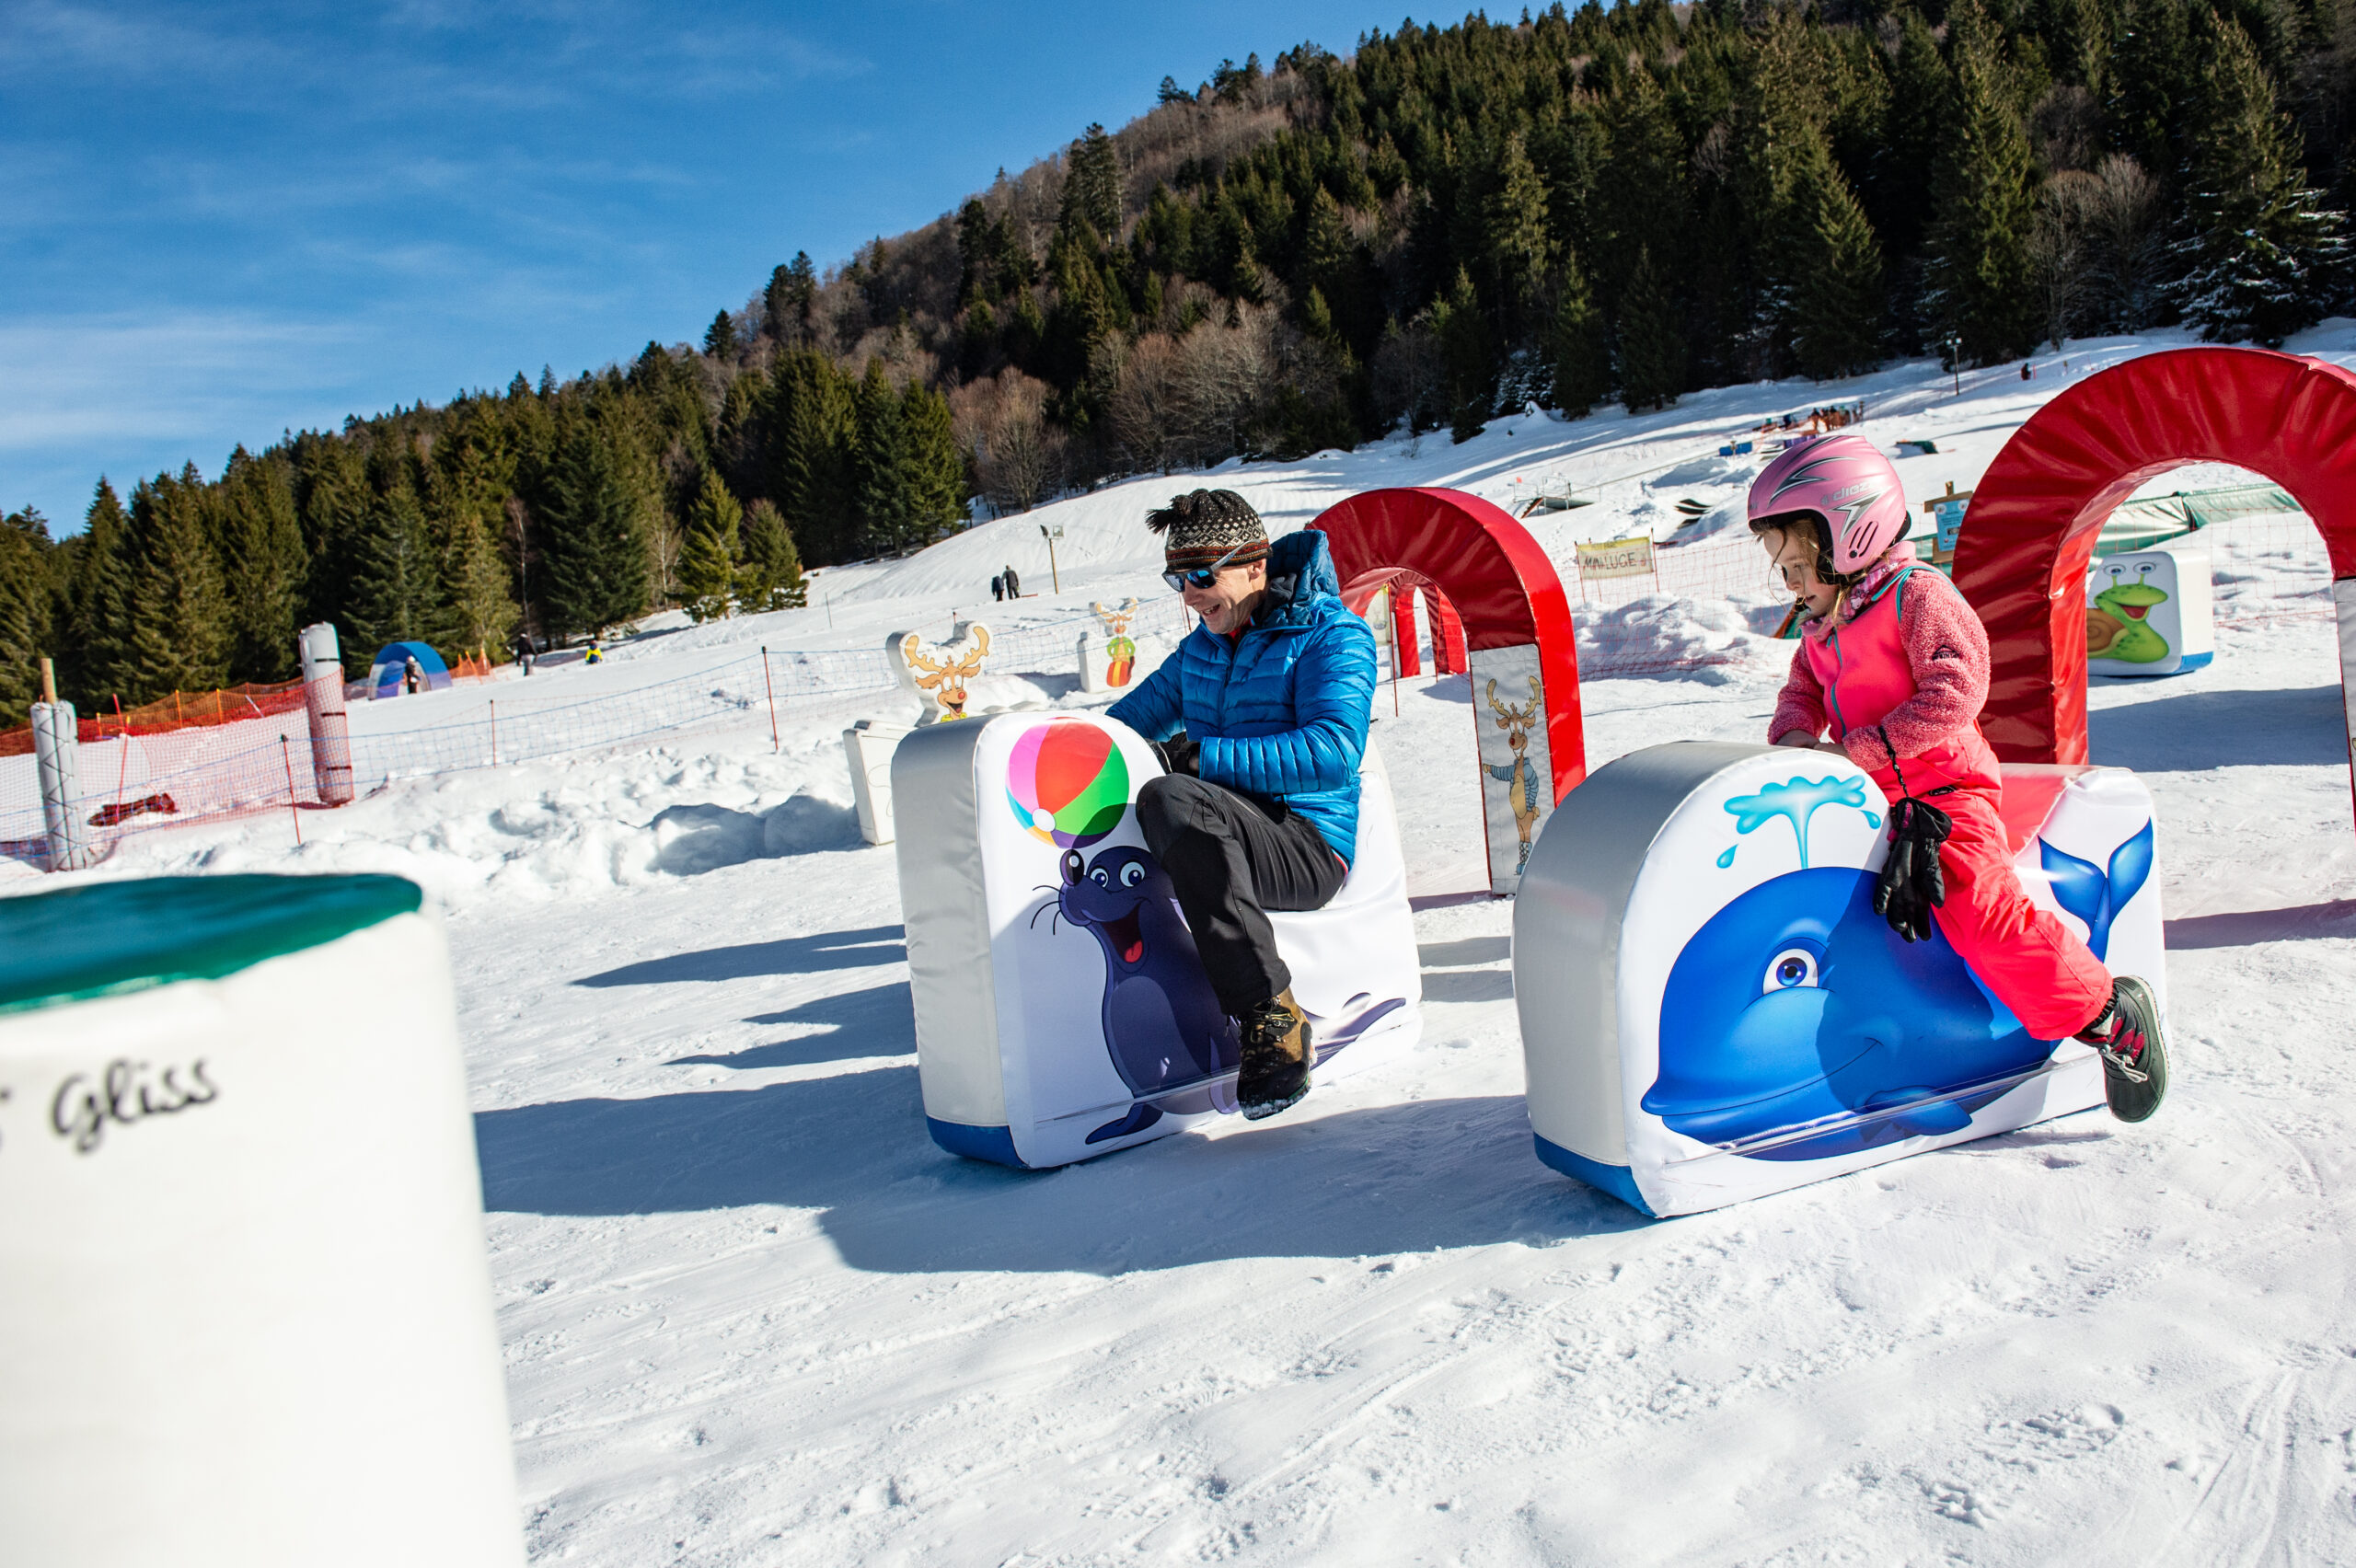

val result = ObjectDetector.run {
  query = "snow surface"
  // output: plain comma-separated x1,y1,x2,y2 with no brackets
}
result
19,329,2356,1563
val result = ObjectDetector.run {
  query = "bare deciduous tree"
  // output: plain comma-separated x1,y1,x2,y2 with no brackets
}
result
2030,169,2100,350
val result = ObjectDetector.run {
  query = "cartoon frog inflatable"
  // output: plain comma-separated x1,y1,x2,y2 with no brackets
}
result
2085,560,2171,663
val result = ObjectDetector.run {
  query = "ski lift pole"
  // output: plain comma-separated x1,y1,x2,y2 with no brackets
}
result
760,646,780,754
1040,525,1063,594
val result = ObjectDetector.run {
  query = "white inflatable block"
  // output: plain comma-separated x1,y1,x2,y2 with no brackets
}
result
844,718,912,845
2086,545,2213,676
1078,630,1172,695
1515,744,2163,1217
0,874,520,1568
890,620,993,722
895,711,1420,1170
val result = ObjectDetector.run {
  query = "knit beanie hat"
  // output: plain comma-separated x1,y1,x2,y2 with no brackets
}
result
1147,489,1269,573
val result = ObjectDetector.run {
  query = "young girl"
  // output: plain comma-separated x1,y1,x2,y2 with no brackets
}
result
1748,432,2168,1121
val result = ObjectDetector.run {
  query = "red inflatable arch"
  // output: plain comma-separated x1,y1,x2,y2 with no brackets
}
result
1310,487,1583,893
1958,346,2356,801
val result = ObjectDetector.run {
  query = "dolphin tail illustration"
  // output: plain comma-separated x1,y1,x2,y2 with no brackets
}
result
2039,819,2155,963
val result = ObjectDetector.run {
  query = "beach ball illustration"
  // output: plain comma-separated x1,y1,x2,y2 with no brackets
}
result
1007,721,1131,847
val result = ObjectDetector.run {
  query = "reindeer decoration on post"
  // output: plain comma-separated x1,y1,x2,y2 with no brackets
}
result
1089,597,1140,686
1484,675,1544,875
892,623,993,724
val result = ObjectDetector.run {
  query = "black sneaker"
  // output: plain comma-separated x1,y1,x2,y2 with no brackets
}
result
2076,976,2168,1123
1237,989,1311,1121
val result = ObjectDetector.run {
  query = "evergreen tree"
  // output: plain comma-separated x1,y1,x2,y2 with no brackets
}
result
677,469,744,621
2108,0,2197,185
854,360,918,554
773,349,864,561
58,479,133,707
1550,249,1611,418
0,506,52,728
704,310,739,360
1061,124,1124,241
2177,19,2349,344
537,422,651,638
124,468,231,701
738,500,808,612
1618,247,1688,411
1484,132,1553,336
1926,5,2041,363
215,446,306,682
899,380,968,542
444,513,520,661
765,251,818,344
344,467,444,658
1434,266,1495,442
1786,135,1887,378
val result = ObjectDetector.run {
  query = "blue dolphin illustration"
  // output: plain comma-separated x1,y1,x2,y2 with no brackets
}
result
1047,846,1239,1143
1646,856,2121,1162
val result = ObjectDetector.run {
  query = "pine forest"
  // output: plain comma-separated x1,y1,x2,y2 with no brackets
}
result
6,0,2352,727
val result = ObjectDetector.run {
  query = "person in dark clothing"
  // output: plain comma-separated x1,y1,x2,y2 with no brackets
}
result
510,632,536,675
991,575,1005,602
403,654,423,695
1003,565,1022,598
1107,490,1377,1119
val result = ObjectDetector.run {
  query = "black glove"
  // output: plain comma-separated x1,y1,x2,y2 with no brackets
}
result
1150,733,1199,778
1875,793,1953,943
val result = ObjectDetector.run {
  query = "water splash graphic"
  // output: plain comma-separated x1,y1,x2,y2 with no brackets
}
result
1720,775,1877,869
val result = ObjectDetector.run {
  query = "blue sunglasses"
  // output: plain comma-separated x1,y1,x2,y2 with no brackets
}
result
1163,541,1249,593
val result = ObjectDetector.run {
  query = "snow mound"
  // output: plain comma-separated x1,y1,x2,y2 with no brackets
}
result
1575,593,1784,682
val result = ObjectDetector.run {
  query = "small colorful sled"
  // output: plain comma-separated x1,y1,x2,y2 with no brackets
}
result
1515,743,2165,1217
894,711,1421,1170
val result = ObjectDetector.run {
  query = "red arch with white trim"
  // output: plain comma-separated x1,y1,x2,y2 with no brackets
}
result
1957,347,2356,811
1310,485,1586,798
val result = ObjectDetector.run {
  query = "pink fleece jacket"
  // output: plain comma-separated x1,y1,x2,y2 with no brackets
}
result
1768,547,1992,774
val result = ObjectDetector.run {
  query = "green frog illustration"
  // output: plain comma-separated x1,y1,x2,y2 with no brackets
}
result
2086,560,2172,663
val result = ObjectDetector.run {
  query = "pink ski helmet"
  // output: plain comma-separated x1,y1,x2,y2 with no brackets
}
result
1746,432,1910,578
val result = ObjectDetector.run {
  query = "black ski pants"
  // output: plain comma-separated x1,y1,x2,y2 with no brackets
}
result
1136,774,1347,1017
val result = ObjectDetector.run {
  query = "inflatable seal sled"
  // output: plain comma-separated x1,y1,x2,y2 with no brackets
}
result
894,711,1421,1170
1514,743,2165,1217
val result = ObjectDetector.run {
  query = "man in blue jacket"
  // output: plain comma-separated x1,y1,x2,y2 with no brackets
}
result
1108,490,1377,1120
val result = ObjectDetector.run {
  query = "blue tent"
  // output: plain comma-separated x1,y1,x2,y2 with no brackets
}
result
369,640,451,699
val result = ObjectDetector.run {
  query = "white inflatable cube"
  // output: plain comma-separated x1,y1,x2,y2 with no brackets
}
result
895,711,1420,1170
2086,545,2213,677
1514,744,2163,1217
0,874,520,1568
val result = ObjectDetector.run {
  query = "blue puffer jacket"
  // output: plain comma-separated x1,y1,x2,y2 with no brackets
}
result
1109,530,1377,862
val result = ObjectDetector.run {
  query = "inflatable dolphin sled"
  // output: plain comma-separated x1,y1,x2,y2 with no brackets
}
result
1514,743,2165,1217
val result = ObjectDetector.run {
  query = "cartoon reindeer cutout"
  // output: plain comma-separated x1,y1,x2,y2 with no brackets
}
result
1090,597,1140,686
1484,675,1544,874
895,623,992,723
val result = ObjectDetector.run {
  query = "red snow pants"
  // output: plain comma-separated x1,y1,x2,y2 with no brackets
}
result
1869,733,2112,1043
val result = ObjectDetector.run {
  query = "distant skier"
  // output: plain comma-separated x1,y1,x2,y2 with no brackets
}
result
1750,433,2168,1121
510,631,535,676
584,640,603,665
991,574,1005,602
1003,565,1021,598
403,654,423,696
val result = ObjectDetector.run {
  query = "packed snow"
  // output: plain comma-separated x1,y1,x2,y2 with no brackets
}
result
18,328,2356,1563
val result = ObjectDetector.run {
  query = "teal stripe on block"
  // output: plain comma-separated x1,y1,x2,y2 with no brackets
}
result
0,874,423,1014
1533,1133,1655,1216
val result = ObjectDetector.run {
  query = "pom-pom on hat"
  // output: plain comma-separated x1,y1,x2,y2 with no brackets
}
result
1148,489,1269,572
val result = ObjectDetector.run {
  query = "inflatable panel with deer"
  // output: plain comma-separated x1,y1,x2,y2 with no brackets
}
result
1512,743,2164,1217
892,711,1421,1170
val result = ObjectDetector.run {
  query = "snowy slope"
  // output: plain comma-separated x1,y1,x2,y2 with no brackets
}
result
17,329,2356,1565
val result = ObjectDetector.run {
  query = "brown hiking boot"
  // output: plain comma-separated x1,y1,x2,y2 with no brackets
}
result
1237,988,1311,1121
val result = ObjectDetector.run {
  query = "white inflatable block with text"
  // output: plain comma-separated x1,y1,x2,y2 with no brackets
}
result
895,711,1419,1170
1514,744,2162,1217
0,875,520,1568
2086,545,2213,677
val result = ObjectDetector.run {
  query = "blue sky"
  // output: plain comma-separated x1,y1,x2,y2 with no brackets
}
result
1,0,1396,532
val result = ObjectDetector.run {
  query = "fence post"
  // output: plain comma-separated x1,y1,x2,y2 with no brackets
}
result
298,623,355,804
279,735,304,847
489,699,497,767
761,648,780,753
31,700,98,871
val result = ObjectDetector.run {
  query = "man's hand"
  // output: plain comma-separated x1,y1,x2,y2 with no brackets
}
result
1150,733,1200,778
